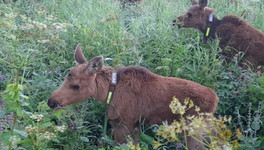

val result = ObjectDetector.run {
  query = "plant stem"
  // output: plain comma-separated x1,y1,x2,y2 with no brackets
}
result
9,112,18,150
36,121,39,149
8,69,20,150
181,114,188,150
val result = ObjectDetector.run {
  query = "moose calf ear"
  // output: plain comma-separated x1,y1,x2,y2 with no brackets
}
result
86,56,104,74
199,0,208,10
74,43,87,64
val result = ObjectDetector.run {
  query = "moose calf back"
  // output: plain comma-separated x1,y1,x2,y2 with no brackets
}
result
107,66,219,125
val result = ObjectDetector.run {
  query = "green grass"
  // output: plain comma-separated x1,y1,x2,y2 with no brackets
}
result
0,0,263,149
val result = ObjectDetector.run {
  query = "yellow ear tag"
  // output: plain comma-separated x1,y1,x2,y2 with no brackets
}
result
206,27,210,37
107,92,112,104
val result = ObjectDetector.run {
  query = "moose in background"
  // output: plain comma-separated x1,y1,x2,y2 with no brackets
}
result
174,0,264,67
120,0,143,7
48,44,219,149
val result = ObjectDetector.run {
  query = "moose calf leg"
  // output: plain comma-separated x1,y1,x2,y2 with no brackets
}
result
112,126,130,143
111,123,140,144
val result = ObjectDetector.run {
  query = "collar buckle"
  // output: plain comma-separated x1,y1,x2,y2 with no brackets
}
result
107,72,117,104
111,72,117,85
209,14,213,22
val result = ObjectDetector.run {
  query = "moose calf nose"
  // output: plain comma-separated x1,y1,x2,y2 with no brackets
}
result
172,19,177,26
47,99,58,108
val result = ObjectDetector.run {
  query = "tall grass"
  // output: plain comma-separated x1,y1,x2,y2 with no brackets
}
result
0,0,263,149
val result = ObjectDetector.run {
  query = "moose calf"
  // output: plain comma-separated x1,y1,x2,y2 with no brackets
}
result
48,44,219,149
174,0,264,66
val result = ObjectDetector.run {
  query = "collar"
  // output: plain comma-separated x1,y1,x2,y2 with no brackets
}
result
203,14,214,43
103,72,117,137
106,72,117,104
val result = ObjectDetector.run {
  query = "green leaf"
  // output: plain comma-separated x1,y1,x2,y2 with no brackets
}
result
21,101,29,107
18,84,23,91
9,91,16,97
21,77,30,85
17,139,32,145
20,94,29,100
251,121,261,131
39,122,53,128
255,140,262,147
37,101,50,111
51,138,60,143
14,129,28,137
14,92,20,100
80,136,89,142
9,102,19,111
16,108,25,117
0,131,12,146
53,109,67,119
140,133,154,145
6,83,14,90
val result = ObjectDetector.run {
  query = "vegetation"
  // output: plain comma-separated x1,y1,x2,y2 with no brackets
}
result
0,0,263,149
155,97,241,150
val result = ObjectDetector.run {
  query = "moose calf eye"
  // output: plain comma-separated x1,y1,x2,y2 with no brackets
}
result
72,85,80,91
187,13,192,18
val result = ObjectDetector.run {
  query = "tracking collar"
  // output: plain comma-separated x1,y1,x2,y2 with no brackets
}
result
106,72,117,104
104,72,117,137
203,14,214,43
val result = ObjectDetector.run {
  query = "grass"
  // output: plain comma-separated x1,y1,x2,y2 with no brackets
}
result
0,0,263,149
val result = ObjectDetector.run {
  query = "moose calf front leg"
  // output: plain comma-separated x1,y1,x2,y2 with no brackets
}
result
112,125,130,143
110,121,139,144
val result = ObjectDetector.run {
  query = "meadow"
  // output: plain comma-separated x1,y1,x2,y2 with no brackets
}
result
0,0,263,149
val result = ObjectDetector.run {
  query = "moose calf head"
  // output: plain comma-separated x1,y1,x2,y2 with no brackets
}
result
47,44,104,108
174,0,214,32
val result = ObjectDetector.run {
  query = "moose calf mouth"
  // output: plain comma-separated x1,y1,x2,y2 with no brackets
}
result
47,99,59,109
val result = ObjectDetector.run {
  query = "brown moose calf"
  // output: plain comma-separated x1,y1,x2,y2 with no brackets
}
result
174,0,264,66
48,44,219,149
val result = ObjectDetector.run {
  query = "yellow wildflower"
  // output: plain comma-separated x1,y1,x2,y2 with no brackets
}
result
189,99,194,108
127,140,135,150
236,128,242,139
195,106,200,112
226,129,232,139
233,141,239,149
227,116,232,123
153,141,162,149
170,97,186,115
136,143,141,150
184,97,190,105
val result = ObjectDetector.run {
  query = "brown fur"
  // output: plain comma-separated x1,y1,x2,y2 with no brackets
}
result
175,0,264,66
48,44,219,149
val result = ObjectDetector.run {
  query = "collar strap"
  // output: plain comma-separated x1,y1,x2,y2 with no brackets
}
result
106,72,117,104
204,14,214,43
104,72,117,137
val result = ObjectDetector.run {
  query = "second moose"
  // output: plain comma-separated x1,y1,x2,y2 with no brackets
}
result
174,0,264,67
